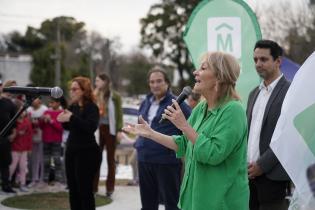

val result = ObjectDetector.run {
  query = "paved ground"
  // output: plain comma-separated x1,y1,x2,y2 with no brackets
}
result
0,185,167,210
0,185,142,210
0,150,164,210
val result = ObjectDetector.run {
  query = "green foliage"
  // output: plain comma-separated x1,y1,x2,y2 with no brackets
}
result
6,16,90,88
140,0,200,88
6,29,45,53
40,16,85,42
30,44,55,86
119,52,153,95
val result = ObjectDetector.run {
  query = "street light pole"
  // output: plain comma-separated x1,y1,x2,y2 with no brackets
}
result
55,20,61,86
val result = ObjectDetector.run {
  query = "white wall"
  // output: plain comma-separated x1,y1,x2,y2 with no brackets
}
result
0,54,32,86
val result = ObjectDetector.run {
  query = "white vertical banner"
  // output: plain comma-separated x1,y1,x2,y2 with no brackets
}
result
270,52,315,210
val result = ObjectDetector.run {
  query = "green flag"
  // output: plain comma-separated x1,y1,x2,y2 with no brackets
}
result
183,0,262,105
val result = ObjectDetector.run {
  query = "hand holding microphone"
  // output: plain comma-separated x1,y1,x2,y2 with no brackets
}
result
159,86,192,131
159,86,192,124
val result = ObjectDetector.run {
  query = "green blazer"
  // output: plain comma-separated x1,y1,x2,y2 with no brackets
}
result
173,100,249,210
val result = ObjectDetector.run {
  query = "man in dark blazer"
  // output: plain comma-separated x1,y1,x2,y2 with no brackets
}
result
247,40,291,210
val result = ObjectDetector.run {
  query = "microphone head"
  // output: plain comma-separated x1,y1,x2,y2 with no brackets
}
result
182,86,192,96
175,86,192,105
51,87,63,98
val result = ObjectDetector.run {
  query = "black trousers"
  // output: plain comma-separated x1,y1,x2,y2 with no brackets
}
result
0,140,12,190
249,175,289,210
43,142,63,182
65,146,101,210
138,162,181,210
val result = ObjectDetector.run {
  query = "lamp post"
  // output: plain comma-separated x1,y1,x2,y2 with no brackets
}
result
55,20,61,86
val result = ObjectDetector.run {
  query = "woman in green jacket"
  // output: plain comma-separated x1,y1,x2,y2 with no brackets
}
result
124,51,249,210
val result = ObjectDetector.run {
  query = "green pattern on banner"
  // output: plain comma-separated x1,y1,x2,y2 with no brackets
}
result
183,0,262,106
294,103,315,156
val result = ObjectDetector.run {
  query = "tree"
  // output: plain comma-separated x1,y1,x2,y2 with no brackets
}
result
3,16,122,93
255,0,315,64
80,32,121,88
140,0,200,88
4,16,89,88
4,29,46,53
285,2,315,64
118,51,153,96
30,44,55,86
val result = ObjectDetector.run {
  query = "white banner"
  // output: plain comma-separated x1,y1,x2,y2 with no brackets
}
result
270,52,315,210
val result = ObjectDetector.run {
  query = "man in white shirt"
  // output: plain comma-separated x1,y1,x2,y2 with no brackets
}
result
247,40,291,210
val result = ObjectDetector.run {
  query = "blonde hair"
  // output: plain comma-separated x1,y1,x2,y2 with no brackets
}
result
202,51,240,103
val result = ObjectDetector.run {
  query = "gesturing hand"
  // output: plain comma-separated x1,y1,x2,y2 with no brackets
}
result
122,115,153,139
57,109,73,123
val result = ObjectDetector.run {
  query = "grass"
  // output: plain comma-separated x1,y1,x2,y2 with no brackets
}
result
1,179,135,209
1,191,111,210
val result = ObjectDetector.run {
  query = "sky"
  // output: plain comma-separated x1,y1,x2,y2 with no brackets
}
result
0,0,305,53
0,0,159,53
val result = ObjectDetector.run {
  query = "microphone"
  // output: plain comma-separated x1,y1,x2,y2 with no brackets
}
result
307,163,315,197
3,86,63,99
159,86,192,124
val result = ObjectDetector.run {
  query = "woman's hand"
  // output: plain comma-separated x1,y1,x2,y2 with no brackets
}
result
122,115,153,139
57,109,73,123
163,99,189,131
124,115,179,151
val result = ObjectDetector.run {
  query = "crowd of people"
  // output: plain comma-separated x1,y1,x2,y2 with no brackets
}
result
124,39,292,210
0,81,67,194
0,39,294,210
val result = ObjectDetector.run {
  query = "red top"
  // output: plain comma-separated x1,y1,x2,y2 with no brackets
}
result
11,117,33,151
39,109,63,143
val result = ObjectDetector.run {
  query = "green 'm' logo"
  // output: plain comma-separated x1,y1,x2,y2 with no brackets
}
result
183,0,262,108
293,103,315,156
216,23,233,52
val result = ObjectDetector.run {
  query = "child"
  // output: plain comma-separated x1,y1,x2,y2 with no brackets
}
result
27,97,47,187
9,110,33,192
40,97,64,186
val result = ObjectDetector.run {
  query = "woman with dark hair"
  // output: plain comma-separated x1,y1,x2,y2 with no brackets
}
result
57,76,101,210
93,73,123,197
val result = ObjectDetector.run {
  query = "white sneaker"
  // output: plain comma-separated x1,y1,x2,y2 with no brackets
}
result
27,182,36,188
19,186,29,192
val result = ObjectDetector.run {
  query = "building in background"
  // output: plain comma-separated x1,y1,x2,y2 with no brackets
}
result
0,53,32,86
